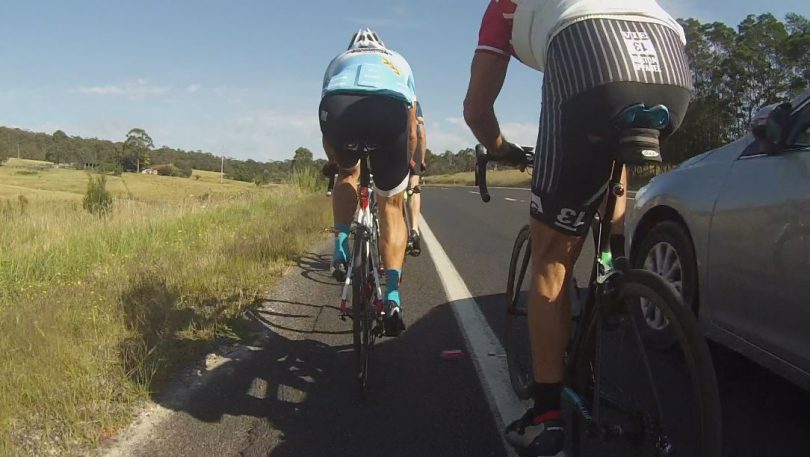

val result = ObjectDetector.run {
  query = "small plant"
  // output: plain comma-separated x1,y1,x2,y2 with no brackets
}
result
83,174,113,217
17,194,29,215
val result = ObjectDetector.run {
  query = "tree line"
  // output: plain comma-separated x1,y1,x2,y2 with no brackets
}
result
0,125,326,184
1,13,806,179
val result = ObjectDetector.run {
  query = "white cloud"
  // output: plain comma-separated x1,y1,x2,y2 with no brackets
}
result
77,79,170,100
185,84,202,94
426,118,538,153
501,122,539,148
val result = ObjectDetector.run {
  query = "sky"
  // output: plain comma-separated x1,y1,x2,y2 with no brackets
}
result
0,0,807,162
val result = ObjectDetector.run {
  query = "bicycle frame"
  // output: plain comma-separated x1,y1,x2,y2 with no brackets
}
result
563,159,628,431
339,150,385,320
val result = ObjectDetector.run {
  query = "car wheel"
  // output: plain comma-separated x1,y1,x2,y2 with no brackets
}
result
632,220,699,346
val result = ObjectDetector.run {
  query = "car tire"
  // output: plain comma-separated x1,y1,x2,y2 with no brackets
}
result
632,220,699,348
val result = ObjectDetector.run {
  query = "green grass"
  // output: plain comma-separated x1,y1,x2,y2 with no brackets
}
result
0,171,331,456
0,164,257,203
426,169,531,188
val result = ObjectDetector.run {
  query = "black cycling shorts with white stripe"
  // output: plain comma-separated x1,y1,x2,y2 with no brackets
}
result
530,18,692,236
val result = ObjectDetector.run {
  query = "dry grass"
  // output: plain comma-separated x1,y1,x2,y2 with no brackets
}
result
425,169,531,188
0,170,331,456
0,165,256,203
3,158,54,167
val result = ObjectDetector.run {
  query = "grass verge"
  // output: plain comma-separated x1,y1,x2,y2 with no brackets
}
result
0,185,330,456
425,169,531,188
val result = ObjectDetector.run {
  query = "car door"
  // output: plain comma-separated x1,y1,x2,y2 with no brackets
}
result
706,102,810,373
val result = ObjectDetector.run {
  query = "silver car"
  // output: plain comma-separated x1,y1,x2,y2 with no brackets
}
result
626,88,810,389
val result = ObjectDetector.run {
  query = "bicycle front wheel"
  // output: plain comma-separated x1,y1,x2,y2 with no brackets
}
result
505,224,533,400
568,269,721,457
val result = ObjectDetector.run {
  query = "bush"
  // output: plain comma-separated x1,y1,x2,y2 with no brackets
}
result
17,195,28,215
288,167,325,193
98,162,123,176
83,174,113,217
157,164,193,178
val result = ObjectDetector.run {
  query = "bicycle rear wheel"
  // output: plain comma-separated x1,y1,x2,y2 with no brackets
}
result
568,269,721,457
505,224,533,400
351,235,373,394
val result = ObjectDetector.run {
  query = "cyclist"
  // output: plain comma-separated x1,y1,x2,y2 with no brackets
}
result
320,28,419,335
406,100,427,256
463,1,692,455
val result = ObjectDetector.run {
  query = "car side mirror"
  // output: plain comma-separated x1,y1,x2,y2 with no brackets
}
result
765,102,792,147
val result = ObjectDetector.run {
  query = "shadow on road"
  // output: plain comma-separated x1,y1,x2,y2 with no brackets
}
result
149,302,503,456
296,252,336,286
710,342,810,456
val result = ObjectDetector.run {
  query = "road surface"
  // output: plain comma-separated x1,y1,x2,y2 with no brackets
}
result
119,187,810,457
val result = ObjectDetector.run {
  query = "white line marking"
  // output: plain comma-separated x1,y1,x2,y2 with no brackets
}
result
421,219,529,456
504,197,522,202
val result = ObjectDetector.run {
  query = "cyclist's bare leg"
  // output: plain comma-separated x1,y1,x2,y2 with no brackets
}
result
378,192,407,271
323,136,359,227
406,174,421,233
528,219,585,383
333,165,360,225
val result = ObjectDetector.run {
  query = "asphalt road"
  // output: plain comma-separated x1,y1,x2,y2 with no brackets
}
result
124,186,810,457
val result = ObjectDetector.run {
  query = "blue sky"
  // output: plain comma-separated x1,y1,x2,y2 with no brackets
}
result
0,0,807,161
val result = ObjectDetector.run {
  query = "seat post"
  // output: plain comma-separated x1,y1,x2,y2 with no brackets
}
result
599,160,627,261
359,149,371,189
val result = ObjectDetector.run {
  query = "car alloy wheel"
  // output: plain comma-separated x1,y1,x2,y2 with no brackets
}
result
641,241,683,331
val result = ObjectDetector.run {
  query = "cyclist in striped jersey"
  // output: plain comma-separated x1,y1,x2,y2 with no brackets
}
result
464,1,692,455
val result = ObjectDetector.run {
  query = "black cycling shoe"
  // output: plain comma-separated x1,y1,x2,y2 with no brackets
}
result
504,409,565,457
332,260,348,282
384,303,406,337
408,230,422,257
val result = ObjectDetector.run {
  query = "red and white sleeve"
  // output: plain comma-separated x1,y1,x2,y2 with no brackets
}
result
476,0,517,58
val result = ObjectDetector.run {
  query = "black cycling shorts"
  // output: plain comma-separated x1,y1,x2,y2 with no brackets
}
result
319,94,410,196
530,18,692,235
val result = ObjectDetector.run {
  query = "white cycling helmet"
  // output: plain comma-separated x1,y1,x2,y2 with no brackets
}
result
348,28,386,51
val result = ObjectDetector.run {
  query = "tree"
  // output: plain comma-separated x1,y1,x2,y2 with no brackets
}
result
664,13,810,164
293,147,313,162
123,128,154,173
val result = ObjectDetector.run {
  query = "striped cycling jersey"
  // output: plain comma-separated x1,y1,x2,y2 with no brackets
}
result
476,0,685,72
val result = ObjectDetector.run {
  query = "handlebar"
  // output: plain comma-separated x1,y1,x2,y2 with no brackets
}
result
474,143,535,203
474,145,491,203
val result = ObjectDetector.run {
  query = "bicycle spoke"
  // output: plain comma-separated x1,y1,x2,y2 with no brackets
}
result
628,300,666,423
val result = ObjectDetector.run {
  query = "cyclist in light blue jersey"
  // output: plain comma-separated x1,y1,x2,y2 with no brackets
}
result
319,29,419,335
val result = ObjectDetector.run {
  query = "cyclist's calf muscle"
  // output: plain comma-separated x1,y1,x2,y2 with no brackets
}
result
528,219,585,383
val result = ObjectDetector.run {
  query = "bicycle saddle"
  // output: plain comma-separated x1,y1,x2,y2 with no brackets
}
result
344,142,380,154
613,104,671,165
614,103,670,130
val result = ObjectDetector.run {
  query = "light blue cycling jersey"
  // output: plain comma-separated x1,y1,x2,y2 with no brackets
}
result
322,48,416,106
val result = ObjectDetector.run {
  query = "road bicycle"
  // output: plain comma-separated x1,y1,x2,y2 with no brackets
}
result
335,142,401,395
475,104,722,456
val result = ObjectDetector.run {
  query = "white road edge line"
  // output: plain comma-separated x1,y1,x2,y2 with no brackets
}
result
421,219,529,456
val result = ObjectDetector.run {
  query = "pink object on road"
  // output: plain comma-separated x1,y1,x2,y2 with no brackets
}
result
441,350,464,360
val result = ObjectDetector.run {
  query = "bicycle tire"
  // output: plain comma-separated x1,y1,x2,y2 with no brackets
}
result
505,224,533,400
568,269,721,457
351,234,372,394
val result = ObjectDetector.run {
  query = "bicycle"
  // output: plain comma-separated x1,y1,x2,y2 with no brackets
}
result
475,104,722,457
336,142,392,395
